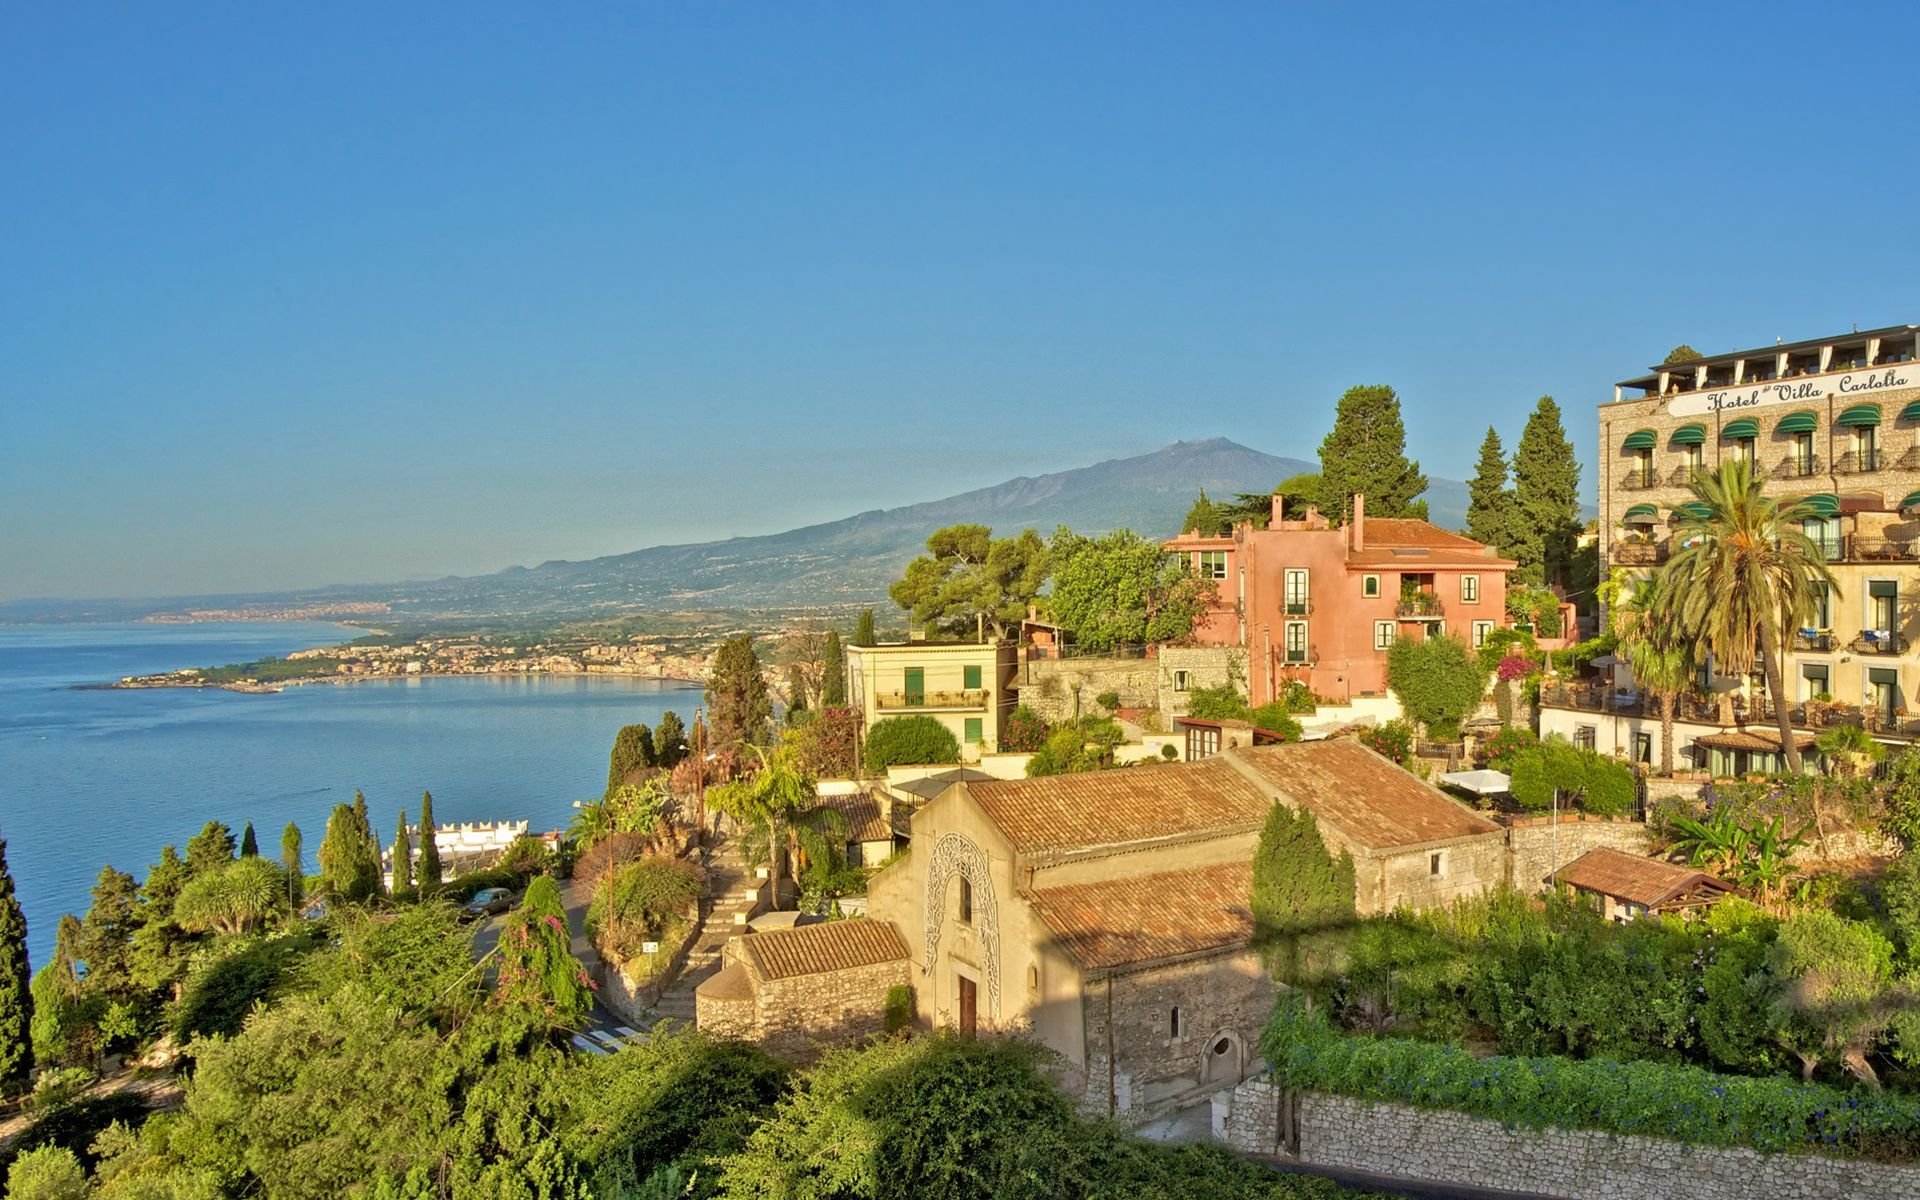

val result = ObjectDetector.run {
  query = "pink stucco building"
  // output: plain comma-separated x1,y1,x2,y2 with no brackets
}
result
1163,494,1516,705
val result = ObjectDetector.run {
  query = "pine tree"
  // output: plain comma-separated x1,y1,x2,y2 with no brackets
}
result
417,792,442,894
184,821,237,874
1513,395,1582,586
141,845,191,921
1182,489,1224,536
820,631,847,707
1317,384,1429,521
653,712,687,769
852,609,877,647
706,634,773,747
79,866,140,998
281,822,305,913
1464,426,1519,555
0,835,32,1090
239,822,259,858
392,810,413,894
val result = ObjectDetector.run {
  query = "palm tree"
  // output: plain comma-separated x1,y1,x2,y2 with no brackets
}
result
708,738,847,911
1659,460,1838,773
1611,572,1696,776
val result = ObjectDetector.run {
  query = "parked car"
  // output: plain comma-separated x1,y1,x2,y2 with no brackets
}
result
462,887,515,919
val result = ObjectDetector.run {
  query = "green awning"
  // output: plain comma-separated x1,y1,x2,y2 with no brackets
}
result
1621,503,1659,522
1775,410,1819,434
1900,490,1920,511
1621,429,1657,451
1672,501,1711,521
1721,417,1759,440
1794,493,1841,518
1670,423,1707,446
1901,400,1920,422
1837,403,1882,427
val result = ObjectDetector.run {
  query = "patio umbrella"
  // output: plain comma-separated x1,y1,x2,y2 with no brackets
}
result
1438,769,1511,797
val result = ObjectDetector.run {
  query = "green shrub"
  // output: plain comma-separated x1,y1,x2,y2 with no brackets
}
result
1261,996,1920,1160
1094,690,1121,712
1246,702,1303,741
173,930,319,1042
1160,744,1180,761
1507,738,1635,816
998,705,1051,753
5,1145,88,1200
1279,679,1321,714
1482,725,1537,767
1357,720,1414,766
1387,633,1487,742
883,984,914,1033
1184,682,1250,721
862,716,962,772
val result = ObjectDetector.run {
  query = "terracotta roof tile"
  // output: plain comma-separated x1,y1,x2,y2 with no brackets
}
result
1556,848,1732,909
1027,861,1254,972
738,919,909,981
965,758,1272,856
821,793,892,843
1693,729,1816,753
1225,740,1501,851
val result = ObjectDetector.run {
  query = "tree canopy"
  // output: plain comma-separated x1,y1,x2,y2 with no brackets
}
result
1385,632,1488,742
0,835,31,1090
1045,527,1205,652
888,525,1049,640
1464,426,1520,555
1511,396,1581,586
1318,384,1428,521
707,634,774,748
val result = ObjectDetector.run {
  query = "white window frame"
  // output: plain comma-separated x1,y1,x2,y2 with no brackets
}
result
1460,574,1480,603
1283,620,1308,662
1172,669,1190,693
1373,620,1394,651
1362,574,1380,598
1284,568,1310,613
1472,619,1494,648
1197,550,1228,580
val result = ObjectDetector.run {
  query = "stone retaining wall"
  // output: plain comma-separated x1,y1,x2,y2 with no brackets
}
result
1215,1080,1920,1200
1505,817,1653,891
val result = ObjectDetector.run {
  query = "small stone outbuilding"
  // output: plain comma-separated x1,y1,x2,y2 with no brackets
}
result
695,918,910,1059
1555,847,1733,921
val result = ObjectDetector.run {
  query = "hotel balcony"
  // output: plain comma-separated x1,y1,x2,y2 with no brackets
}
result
1610,540,1668,566
1834,449,1883,475
1618,468,1659,491
1394,593,1445,620
875,688,990,711
1767,454,1820,480
1541,684,1920,740
1848,631,1904,656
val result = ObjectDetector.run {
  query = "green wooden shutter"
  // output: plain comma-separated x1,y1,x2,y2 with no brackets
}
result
964,664,982,690
964,717,983,743
904,667,924,704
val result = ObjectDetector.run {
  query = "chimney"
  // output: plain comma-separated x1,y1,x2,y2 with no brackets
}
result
1352,493,1365,551
1270,493,1287,526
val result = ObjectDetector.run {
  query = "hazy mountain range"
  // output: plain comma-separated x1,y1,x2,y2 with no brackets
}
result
6,439,1487,624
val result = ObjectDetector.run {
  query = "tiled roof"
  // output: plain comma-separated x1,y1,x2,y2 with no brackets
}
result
1349,518,1515,566
821,792,892,843
1693,729,1816,753
965,758,1272,856
1556,848,1732,909
737,919,909,981
1027,861,1254,972
1225,740,1501,851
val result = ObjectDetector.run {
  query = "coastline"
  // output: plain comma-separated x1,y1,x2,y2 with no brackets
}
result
93,667,707,695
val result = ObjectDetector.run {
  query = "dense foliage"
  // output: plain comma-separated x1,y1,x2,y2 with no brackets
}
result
1316,384,1428,521
997,704,1051,753
1503,736,1636,816
707,634,774,748
1384,633,1486,742
1251,804,1355,989
1024,717,1127,777
0,835,32,1091
888,524,1050,641
1511,395,1581,587
862,716,961,772
1046,527,1205,651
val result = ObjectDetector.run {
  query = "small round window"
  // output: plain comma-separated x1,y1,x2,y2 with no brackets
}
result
1212,1037,1233,1057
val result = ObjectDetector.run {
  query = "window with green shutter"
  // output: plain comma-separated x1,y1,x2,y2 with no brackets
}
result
963,664,982,690
904,667,924,705
964,717,983,743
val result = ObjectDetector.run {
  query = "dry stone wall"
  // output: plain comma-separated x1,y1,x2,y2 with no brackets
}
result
1217,1082,1920,1200
1505,817,1653,891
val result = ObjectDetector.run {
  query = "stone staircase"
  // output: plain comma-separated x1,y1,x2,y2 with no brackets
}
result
639,830,758,1029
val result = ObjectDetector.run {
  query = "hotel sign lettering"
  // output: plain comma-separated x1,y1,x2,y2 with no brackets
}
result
1667,365,1920,418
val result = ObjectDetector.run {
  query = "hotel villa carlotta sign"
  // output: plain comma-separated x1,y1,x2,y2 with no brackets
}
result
1667,364,1920,418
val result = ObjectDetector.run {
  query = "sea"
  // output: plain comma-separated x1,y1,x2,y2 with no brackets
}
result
0,621,705,965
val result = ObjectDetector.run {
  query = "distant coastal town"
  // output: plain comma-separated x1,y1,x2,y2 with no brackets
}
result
108,633,712,693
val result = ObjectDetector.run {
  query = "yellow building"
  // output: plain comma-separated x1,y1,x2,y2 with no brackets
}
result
845,639,1020,757
1562,324,1920,767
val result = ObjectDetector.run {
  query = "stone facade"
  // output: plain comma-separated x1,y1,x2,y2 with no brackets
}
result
694,920,911,1061
1019,655,1165,723
1504,816,1654,893
1217,1082,1920,1200
1155,646,1245,718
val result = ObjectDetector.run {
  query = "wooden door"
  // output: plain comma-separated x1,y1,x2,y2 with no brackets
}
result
957,975,977,1037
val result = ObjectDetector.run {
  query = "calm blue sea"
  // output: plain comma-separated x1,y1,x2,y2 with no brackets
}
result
0,622,704,965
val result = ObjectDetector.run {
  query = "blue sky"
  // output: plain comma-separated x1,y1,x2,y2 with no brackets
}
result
5,2,1917,600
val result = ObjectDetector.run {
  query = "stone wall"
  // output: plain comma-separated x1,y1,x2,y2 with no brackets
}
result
1020,656,1167,723
750,957,910,1061
1155,646,1244,718
1075,949,1274,1119
1505,816,1653,891
1215,1082,1920,1200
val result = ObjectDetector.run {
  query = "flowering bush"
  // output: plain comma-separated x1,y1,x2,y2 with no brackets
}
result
1495,654,1533,683
1358,720,1415,766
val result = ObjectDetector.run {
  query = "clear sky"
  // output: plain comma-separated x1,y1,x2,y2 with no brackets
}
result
5,2,1918,600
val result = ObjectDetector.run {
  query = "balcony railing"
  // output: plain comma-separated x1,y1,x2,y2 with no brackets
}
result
1666,464,1704,487
1793,630,1834,652
1618,468,1659,490
875,688,990,710
1846,536,1920,562
1835,449,1883,475
1769,453,1820,479
1611,540,1668,566
1394,593,1445,619
1849,631,1904,656
1283,600,1313,616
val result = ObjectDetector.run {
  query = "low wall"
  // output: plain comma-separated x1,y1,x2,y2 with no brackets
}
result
1216,1081,1920,1200
1022,656,1165,722
1505,816,1653,891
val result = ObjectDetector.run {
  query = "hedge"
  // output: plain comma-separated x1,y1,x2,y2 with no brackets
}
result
1260,998,1920,1161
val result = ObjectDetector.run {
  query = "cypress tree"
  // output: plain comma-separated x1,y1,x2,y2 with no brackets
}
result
318,803,378,903
1182,489,1224,536
820,631,847,707
852,609,877,647
1513,395,1582,586
0,835,32,1091
392,810,413,894
1251,803,1356,994
239,822,259,858
653,712,687,768
1317,384,1429,521
417,792,443,894
281,822,305,913
1465,426,1520,555
605,724,655,796
350,791,382,897
706,634,773,747
785,663,810,716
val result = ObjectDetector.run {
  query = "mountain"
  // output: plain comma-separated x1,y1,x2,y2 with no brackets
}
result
5,439,1489,623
